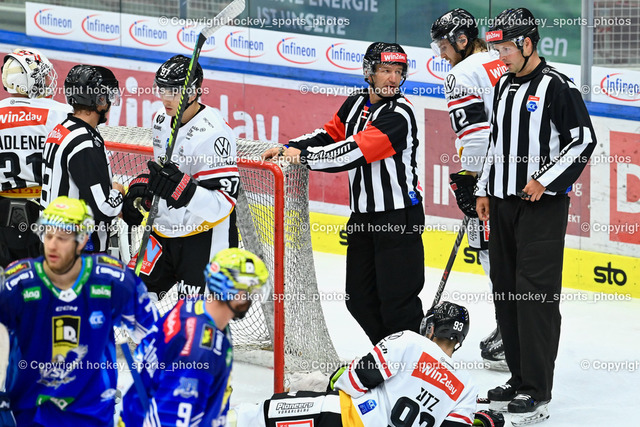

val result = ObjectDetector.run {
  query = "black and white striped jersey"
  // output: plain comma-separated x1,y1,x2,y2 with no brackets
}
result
290,89,423,213
40,115,123,251
476,59,596,199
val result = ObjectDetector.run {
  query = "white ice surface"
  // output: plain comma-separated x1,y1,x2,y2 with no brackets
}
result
229,252,640,427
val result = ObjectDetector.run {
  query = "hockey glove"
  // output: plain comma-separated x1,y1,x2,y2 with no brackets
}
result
327,364,349,392
147,161,197,209
0,392,16,427
450,171,478,218
473,409,505,427
122,174,152,226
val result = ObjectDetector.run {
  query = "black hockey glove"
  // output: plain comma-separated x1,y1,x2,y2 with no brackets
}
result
122,174,152,226
0,391,16,427
450,171,478,218
147,161,197,209
473,409,505,427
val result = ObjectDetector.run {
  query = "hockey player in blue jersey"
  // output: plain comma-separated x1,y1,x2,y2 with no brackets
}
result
121,247,269,427
0,196,158,426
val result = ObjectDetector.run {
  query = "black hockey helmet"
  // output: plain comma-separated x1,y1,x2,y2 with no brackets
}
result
154,54,203,92
486,8,540,51
420,301,470,350
64,65,120,108
430,8,479,58
362,42,408,87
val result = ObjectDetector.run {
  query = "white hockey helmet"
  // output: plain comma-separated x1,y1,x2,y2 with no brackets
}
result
2,47,57,98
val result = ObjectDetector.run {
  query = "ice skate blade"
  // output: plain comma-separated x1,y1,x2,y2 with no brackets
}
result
489,400,510,413
510,404,549,426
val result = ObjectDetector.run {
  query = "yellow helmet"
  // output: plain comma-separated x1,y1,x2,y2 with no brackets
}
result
204,248,269,301
36,196,94,242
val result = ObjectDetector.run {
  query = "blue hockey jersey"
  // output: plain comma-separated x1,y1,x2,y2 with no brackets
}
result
122,298,233,427
0,254,158,427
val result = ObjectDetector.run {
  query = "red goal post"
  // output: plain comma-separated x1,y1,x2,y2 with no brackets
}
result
101,126,338,392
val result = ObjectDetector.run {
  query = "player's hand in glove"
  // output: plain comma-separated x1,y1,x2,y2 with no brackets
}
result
326,363,349,392
122,174,152,226
473,409,505,427
147,161,197,209
450,171,478,218
0,392,16,427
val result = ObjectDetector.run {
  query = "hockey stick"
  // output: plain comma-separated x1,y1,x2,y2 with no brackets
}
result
133,0,246,276
430,216,470,308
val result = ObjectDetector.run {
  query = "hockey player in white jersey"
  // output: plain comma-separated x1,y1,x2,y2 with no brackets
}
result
232,302,504,427
40,64,125,253
0,47,71,266
430,9,508,370
122,55,239,299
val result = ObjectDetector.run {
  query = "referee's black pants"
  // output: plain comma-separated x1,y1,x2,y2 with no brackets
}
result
489,194,569,402
345,204,425,344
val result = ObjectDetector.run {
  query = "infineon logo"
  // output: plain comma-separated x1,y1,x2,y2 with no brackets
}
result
326,42,364,71
225,30,265,58
34,9,73,36
600,73,640,102
426,56,451,80
129,20,169,47
178,27,216,52
277,37,317,65
82,14,120,42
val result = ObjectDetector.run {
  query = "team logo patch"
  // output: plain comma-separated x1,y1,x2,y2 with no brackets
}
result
156,114,165,124
214,137,231,157
411,351,464,400
90,285,112,298
97,255,123,269
52,316,81,358
5,261,29,277
444,74,456,93
358,399,377,415
22,286,41,302
180,317,197,356
200,324,214,349
89,311,105,329
526,95,540,112
173,377,199,399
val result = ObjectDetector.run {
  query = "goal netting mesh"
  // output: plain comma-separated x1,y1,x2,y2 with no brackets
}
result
100,125,339,386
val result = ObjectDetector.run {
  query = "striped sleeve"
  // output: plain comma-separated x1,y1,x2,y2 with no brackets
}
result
532,84,596,192
333,334,406,399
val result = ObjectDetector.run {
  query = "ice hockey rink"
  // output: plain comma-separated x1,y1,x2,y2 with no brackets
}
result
117,251,639,426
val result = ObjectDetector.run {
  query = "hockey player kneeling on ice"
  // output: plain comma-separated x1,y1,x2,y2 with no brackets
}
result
232,302,504,427
0,47,72,267
0,196,157,427
121,248,268,427
122,54,240,301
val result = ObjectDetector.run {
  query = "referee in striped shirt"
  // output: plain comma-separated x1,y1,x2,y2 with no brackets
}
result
475,8,595,422
262,42,424,344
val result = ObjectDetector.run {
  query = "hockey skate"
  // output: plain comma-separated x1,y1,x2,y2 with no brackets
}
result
481,337,509,372
479,327,500,352
486,383,517,412
509,394,550,426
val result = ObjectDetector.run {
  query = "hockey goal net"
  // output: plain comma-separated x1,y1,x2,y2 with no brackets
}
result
100,126,339,392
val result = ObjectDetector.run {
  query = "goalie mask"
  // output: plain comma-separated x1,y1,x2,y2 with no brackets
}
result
204,248,269,319
2,48,57,98
362,42,408,89
420,301,470,351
